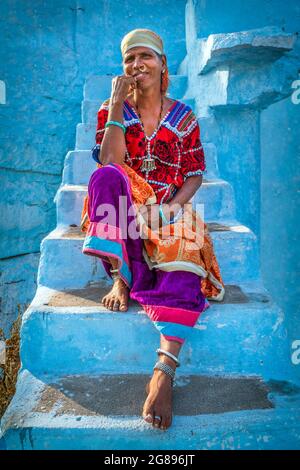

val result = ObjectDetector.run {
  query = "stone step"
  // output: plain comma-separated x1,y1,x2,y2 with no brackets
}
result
56,177,233,227
61,143,219,187
37,223,259,290
83,74,188,102
2,369,300,450
37,226,107,290
81,97,196,126
19,281,289,380
197,27,296,75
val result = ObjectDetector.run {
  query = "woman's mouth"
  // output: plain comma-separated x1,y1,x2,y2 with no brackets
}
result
134,72,148,80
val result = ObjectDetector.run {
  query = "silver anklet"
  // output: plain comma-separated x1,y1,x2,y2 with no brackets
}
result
154,361,175,386
110,267,121,281
156,348,180,367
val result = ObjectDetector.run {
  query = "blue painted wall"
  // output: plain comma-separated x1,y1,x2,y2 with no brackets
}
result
0,0,186,336
194,0,300,37
261,94,300,374
191,0,300,379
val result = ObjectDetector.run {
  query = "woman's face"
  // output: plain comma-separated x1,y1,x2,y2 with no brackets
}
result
123,46,165,91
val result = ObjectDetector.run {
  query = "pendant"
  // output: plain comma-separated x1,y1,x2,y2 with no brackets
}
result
140,156,156,172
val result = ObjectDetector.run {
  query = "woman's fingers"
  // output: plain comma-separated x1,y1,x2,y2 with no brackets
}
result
111,75,137,102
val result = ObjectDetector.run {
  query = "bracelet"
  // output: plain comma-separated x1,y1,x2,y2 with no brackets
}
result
105,120,126,134
170,208,183,224
156,348,180,367
153,361,175,386
159,204,183,225
159,204,170,225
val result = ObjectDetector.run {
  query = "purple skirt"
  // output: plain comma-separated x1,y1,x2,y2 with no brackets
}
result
83,164,208,344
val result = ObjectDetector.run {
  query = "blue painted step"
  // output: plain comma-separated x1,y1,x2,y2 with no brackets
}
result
55,178,235,226
37,224,259,290
20,281,289,380
2,369,300,450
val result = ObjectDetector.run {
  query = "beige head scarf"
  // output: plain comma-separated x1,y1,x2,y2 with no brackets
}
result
121,28,164,58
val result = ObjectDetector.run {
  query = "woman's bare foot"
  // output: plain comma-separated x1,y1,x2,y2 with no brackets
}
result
101,278,129,312
142,370,173,431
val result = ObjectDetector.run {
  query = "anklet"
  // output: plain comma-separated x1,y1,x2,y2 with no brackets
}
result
110,267,121,281
153,361,175,386
110,268,119,274
156,348,180,367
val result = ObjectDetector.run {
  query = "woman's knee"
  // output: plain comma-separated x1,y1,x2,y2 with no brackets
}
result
90,165,125,187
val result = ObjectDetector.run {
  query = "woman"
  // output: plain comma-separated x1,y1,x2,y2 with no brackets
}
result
81,29,224,431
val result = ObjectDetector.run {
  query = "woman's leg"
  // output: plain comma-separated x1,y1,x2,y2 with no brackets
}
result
102,256,129,312
84,165,145,312
142,336,182,431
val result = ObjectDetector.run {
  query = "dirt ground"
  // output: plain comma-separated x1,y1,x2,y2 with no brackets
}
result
0,312,21,418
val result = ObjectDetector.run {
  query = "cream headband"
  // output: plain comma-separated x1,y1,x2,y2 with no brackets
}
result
121,28,164,58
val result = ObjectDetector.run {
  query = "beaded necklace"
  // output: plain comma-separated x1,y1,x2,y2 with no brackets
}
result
134,96,164,175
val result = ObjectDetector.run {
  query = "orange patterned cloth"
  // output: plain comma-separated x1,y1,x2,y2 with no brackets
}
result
81,164,225,301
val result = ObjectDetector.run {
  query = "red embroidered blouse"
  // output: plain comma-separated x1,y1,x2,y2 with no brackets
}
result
92,98,206,204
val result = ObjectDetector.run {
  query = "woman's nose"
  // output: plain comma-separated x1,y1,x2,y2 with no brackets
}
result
133,58,143,70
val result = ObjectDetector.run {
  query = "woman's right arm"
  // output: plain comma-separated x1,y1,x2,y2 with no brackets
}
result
100,75,136,166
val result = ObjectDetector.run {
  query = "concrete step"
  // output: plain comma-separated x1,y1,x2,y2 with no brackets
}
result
56,177,233,227
37,222,259,290
37,226,107,290
197,27,296,76
20,281,289,379
61,143,219,187
83,74,188,102
2,369,300,449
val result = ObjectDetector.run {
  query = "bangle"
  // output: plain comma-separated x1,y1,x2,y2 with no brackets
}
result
160,204,183,225
105,120,126,134
156,348,180,367
170,208,183,224
159,204,169,225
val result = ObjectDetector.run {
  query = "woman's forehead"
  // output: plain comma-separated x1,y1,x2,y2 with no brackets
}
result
124,46,155,57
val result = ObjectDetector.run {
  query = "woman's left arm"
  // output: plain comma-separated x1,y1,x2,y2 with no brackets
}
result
168,175,203,218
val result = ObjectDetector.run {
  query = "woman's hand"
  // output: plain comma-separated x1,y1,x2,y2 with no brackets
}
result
139,204,163,231
110,74,137,104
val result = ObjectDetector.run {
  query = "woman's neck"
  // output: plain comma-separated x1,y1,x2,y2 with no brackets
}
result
133,88,163,111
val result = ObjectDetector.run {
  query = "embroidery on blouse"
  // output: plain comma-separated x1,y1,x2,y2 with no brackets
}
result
94,98,206,203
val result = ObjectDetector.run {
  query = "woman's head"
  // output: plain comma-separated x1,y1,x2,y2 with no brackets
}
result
121,29,169,96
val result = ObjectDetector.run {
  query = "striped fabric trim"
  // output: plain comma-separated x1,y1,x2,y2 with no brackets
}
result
83,235,132,287
153,321,196,344
99,98,197,137
144,304,201,327
164,335,185,344
123,100,140,127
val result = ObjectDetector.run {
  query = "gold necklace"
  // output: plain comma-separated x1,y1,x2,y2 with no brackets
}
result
134,96,164,174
